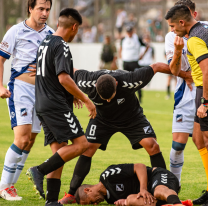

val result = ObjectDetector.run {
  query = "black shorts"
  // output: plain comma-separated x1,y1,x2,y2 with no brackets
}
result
85,112,156,150
149,167,180,195
194,86,208,131
123,61,140,72
38,110,84,146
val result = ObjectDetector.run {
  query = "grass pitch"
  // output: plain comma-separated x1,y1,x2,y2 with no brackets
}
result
0,90,205,206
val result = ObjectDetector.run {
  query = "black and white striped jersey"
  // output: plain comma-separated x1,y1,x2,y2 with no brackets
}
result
74,66,154,125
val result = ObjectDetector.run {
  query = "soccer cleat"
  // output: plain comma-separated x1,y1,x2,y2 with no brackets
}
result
45,201,63,206
58,192,76,204
10,186,22,200
26,166,45,199
0,187,22,201
192,190,208,205
181,199,193,206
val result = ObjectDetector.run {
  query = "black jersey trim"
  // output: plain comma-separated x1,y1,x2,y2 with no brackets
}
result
188,22,200,36
196,53,208,64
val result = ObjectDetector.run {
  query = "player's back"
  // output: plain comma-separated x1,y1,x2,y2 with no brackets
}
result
35,35,74,115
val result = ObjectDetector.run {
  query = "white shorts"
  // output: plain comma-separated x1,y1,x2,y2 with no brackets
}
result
172,100,195,134
6,79,41,133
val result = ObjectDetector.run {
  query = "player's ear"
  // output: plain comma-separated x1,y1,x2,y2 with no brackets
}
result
116,81,118,86
72,23,78,31
84,188,91,194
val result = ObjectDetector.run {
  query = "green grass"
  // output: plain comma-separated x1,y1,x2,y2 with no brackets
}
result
0,90,205,206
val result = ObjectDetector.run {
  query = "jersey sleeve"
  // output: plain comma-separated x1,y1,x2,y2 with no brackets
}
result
0,25,17,59
187,37,208,64
100,164,134,183
120,66,154,92
74,69,98,95
54,42,72,76
165,32,174,64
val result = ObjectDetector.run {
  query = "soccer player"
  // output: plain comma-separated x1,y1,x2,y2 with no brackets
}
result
75,163,183,206
26,8,96,206
0,0,54,201
165,0,198,188
165,4,208,205
58,62,193,204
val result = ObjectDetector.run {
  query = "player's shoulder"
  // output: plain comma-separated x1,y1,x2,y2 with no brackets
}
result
44,24,55,34
165,31,176,42
6,21,24,34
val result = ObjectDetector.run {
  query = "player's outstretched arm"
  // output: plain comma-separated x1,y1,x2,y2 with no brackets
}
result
58,72,97,119
0,56,11,99
134,164,156,205
169,36,184,76
124,194,157,206
150,62,171,75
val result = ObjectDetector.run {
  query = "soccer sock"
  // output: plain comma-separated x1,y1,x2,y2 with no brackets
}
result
37,152,65,175
170,141,186,185
167,195,181,204
46,178,61,203
199,147,208,191
12,150,29,184
69,155,92,195
150,152,166,169
0,144,22,190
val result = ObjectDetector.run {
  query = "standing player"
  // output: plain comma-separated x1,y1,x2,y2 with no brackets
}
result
26,8,96,206
165,0,197,188
58,62,193,204
0,0,54,201
165,5,208,205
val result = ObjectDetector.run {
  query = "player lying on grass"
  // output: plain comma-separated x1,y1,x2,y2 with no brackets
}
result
59,62,193,204
75,163,191,206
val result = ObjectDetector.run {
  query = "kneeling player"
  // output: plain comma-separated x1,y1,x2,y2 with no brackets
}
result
75,163,190,206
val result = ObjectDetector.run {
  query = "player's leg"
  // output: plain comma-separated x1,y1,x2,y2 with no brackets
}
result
59,118,115,204
45,141,68,205
166,75,172,99
124,194,157,206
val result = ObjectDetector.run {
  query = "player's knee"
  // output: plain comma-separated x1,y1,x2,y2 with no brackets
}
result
76,139,89,154
149,141,160,154
172,141,186,151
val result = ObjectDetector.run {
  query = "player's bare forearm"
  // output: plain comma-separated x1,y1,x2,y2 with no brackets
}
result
134,164,148,190
126,194,157,206
199,58,208,99
150,62,172,75
58,72,88,103
169,49,182,76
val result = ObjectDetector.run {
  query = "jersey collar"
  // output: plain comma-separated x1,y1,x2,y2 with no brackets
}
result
188,22,200,36
23,20,47,33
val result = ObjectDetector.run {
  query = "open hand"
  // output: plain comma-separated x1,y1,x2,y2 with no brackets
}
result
27,64,36,77
137,189,156,205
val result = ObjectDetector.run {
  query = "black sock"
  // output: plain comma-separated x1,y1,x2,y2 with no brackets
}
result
167,195,181,204
46,178,61,203
150,152,166,169
38,152,65,175
167,85,170,96
68,155,92,195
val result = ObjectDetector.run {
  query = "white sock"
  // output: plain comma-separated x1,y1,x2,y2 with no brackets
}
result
170,147,184,185
0,144,22,190
12,151,29,184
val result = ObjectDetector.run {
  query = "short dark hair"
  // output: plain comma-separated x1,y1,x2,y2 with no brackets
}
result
175,0,195,12
75,184,92,204
59,8,82,25
96,74,117,100
165,5,192,22
27,0,52,17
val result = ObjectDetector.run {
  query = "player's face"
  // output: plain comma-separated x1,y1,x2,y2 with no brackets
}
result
29,0,51,25
167,19,187,37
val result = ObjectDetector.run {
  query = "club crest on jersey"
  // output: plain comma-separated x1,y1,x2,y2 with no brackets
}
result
117,98,125,105
143,126,152,134
176,114,183,122
116,184,124,191
20,108,27,117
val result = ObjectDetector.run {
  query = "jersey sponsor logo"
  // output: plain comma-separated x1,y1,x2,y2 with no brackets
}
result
23,29,30,33
102,167,121,180
166,50,173,58
87,136,96,140
152,180,158,188
78,80,96,87
143,126,152,134
161,174,167,184
104,70,117,73
64,112,78,134
203,25,208,29
94,102,103,105
122,81,143,89
176,114,183,122
0,41,9,49
10,112,15,119
116,184,124,191
117,98,125,105
20,108,27,117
